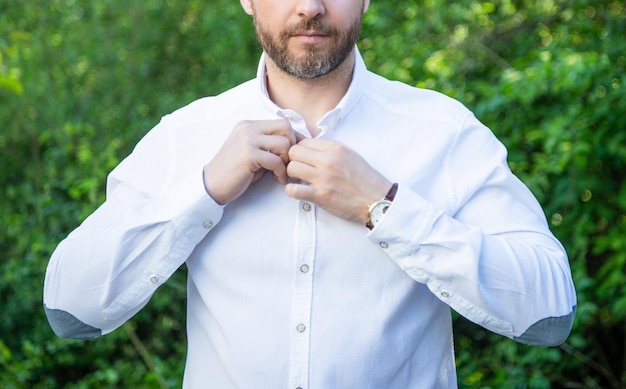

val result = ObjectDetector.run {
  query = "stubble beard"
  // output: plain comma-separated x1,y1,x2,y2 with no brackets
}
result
253,12,363,79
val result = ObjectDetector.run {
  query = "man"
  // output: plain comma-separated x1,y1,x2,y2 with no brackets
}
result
44,0,577,387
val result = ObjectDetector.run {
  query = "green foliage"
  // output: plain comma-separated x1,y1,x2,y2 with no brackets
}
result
1,0,625,387
1,0,256,387
363,0,626,387
0,32,25,95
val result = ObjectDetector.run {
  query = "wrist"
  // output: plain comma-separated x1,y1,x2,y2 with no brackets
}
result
366,182,398,230
203,165,228,205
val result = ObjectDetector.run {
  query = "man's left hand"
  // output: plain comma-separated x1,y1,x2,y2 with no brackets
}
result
286,138,392,224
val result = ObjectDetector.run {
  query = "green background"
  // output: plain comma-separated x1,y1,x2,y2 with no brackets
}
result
1,0,625,387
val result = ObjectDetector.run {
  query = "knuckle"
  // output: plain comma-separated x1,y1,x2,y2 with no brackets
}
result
288,144,299,159
316,186,335,203
234,120,253,131
318,156,337,171
332,142,349,156
278,137,291,151
286,160,299,175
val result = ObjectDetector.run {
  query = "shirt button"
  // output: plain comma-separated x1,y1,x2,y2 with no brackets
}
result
203,220,214,229
149,274,159,284
296,323,306,333
379,241,389,249
301,202,311,212
300,264,310,273
440,291,449,298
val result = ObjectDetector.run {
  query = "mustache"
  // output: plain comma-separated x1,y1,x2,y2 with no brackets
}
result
282,18,336,37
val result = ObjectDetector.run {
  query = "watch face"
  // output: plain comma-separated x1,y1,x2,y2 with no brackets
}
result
370,200,392,225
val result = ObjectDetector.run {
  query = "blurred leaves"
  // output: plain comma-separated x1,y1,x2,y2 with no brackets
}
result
1,0,626,387
0,31,26,95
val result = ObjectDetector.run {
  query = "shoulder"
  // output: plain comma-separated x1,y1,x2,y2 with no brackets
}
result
131,79,260,159
360,71,471,126
161,79,258,128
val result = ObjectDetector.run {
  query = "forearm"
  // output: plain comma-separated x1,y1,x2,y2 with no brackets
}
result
43,172,222,338
370,185,576,346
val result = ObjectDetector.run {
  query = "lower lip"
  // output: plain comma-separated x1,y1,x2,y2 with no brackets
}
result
292,35,327,44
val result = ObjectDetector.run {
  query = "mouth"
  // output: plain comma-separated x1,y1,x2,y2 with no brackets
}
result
290,30,328,44
293,30,326,37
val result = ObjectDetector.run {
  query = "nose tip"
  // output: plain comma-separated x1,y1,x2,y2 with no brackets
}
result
295,0,325,19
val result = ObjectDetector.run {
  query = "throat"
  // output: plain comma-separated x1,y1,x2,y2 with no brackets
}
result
264,51,355,137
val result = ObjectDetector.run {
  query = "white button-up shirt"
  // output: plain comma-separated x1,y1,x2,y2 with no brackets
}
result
44,49,576,388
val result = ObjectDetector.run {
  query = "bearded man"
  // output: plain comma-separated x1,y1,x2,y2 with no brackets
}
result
44,1,577,387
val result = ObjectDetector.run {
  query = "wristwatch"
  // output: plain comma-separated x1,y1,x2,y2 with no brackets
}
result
366,183,398,230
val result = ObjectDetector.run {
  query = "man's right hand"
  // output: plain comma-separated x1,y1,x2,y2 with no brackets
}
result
203,119,297,205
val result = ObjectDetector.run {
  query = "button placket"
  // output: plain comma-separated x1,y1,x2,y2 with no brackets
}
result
288,200,316,389
298,202,313,276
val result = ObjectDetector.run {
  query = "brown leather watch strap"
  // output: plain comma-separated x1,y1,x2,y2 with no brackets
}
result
385,182,398,202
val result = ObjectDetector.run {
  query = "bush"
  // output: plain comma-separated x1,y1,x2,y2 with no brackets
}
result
1,0,624,387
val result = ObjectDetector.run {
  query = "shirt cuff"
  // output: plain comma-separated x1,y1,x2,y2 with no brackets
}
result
366,185,439,276
161,170,224,244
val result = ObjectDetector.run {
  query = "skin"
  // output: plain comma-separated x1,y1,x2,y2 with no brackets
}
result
203,0,391,225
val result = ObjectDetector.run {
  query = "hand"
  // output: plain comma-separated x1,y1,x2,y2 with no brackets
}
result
203,119,296,204
286,138,392,223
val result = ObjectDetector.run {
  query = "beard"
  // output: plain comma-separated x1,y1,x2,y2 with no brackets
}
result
252,11,363,79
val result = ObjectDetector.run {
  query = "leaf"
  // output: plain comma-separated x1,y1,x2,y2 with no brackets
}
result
0,75,23,94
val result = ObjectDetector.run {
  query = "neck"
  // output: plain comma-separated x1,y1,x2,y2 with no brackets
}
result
265,50,355,137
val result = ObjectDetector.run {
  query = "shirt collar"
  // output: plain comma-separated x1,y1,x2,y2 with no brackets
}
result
256,46,367,138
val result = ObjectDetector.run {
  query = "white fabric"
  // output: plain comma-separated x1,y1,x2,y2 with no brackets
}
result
44,49,576,388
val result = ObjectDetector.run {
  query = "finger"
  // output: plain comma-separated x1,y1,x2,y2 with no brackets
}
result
256,149,289,184
285,181,315,201
253,119,297,145
234,119,296,152
286,159,317,183
249,119,296,163
259,134,293,165
289,139,349,169
296,137,335,151
288,143,323,167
